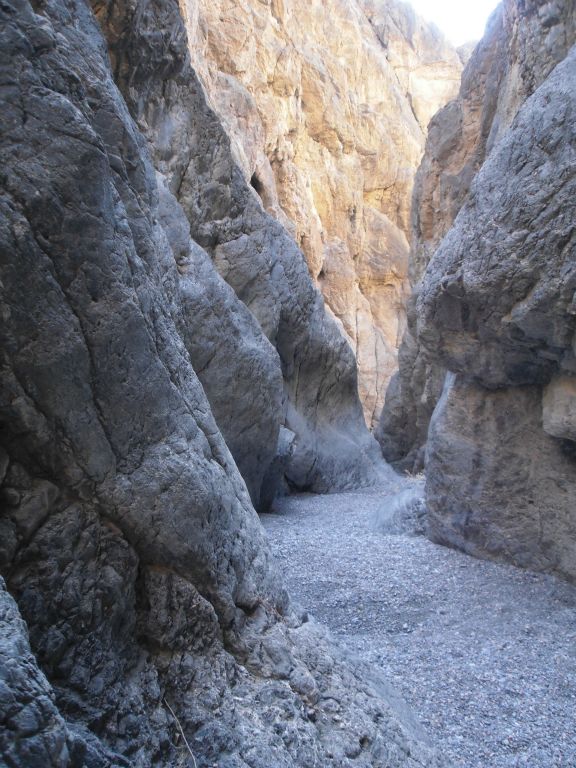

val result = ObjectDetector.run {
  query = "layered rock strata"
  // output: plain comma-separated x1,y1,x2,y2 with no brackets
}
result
378,0,576,470
0,0,439,764
182,0,462,426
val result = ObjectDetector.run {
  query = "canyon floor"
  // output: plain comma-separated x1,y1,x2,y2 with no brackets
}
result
262,483,576,768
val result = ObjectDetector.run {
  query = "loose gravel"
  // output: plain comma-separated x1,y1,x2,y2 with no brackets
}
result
262,482,576,768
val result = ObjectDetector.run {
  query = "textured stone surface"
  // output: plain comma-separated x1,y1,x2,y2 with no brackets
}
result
421,42,576,579
359,0,464,132
1,578,74,768
378,0,576,468
264,486,576,768
543,375,576,441
181,0,462,426
417,46,576,388
0,0,442,764
95,0,385,499
426,376,576,581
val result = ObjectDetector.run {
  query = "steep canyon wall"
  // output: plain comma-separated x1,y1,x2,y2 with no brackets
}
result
378,0,576,470
0,0,444,764
181,0,463,426
379,0,576,578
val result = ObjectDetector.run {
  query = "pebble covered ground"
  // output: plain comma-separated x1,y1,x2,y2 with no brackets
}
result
262,483,576,768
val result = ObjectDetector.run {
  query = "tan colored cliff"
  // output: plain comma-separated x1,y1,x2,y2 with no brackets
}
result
178,0,462,426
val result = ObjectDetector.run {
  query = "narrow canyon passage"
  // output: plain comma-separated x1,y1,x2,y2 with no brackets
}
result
263,486,576,768
1,0,575,764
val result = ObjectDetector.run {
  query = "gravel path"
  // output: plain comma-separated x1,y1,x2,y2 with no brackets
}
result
262,484,576,768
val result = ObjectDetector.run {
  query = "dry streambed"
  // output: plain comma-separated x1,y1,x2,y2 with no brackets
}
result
262,485,576,768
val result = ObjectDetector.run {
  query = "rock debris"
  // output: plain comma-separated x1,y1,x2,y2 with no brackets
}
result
264,485,576,768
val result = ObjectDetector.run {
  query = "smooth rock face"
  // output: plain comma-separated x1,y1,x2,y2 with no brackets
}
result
543,375,576,442
378,0,576,469
421,41,576,578
181,0,462,426
0,0,440,764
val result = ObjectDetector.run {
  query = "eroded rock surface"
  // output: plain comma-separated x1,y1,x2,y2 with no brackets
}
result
0,0,441,764
378,0,576,469
182,0,462,426
427,377,576,580
418,32,576,577
94,0,386,506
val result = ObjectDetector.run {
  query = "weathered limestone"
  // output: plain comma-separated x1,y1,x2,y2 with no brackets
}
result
93,0,389,507
0,0,441,764
181,0,462,426
379,0,576,469
359,0,465,132
420,39,576,579
427,377,576,581
543,375,576,442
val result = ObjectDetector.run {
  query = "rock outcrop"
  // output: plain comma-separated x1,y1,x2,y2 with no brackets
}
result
94,0,389,508
0,0,441,764
426,377,576,581
420,39,576,580
378,0,576,577
182,0,462,426
378,0,576,470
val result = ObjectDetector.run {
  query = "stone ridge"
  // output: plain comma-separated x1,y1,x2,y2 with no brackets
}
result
182,0,462,427
377,0,576,471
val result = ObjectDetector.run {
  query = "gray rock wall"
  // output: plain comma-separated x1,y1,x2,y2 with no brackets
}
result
378,0,576,472
0,0,435,764
420,42,576,579
426,377,576,581
92,0,386,504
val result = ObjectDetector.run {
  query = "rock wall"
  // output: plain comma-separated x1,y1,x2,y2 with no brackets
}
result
378,0,576,578
95,0,389,509
378,0,576,470
426,377,576,581
420,39,576,580
0,0,440,764
181,0,462,426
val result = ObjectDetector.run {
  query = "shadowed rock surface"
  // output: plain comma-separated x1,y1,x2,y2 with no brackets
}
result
92,0,388,506
378,0,576,471
427,376,576,580
0,0,442,764
420,44,576,579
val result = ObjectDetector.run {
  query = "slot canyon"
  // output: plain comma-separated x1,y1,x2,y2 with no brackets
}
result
1,0,575,766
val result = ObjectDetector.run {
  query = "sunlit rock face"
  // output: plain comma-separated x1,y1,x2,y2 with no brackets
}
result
378,0,576,469
179,0,462,426
359,0,466,132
